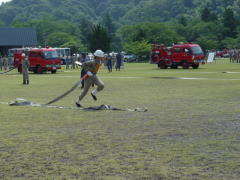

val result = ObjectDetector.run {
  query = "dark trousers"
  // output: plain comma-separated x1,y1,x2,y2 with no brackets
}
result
107,60,112,72
116,60,121,71
81,69,86,88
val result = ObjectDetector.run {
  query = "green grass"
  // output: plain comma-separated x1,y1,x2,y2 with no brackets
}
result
0,58,240,179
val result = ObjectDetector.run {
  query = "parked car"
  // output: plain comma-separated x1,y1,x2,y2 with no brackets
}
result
222,53,230,58
123,54,137,62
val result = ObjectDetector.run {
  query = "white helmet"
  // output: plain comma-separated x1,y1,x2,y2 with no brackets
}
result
22,53,26,57
94,49,104,57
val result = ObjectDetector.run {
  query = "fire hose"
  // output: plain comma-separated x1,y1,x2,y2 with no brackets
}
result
0,67,16,74
0,98,147,112
0,61,148,112
46,73,88,105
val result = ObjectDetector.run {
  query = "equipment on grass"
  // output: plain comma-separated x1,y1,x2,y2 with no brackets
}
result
5,98,148,112
46,74,88,105
0,67,16,74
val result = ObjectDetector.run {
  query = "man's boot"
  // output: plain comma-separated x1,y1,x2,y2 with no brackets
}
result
75,102,82,107
23,80,26,85
27,80,29,85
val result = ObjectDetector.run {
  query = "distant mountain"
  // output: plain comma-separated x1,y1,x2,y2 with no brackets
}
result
0,0,238,25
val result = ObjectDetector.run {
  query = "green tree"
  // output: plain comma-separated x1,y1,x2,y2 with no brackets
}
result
196,36,218,51
221,37,237,49
102,12,119,50
12,19,82,46
27,19,60,46
119,22,184,46
88,24,111,52
133,28,146,42
10,20,29,27
201,6,218,22
123,40,150,61
222,8,237,37
178,16,187,26
182,0,194,7
102,12,115,38
61,40,86,55
201,7,211,22
79,18,94,46
45,32,75,47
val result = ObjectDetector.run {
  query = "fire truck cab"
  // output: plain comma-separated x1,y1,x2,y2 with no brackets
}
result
14,48,61,74
151,43,205,69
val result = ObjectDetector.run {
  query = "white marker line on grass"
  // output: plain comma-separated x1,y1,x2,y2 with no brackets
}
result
4,75,240,81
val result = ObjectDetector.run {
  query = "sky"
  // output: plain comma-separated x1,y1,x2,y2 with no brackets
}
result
0,0,11,4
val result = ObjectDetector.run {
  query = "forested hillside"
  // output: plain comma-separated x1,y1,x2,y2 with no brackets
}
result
0,0,240,55
0,0,238,25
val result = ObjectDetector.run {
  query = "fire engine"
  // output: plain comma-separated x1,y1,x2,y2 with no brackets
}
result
151,43,205,69
13,48,61,73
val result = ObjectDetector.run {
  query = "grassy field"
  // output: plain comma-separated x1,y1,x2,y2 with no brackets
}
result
0,59,240,179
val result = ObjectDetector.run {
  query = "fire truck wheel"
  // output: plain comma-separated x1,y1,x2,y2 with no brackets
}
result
51,70,57,74
171,65,178,69
182,62,189,69
192,64,199,69
158,61,167,69
36,66,43,74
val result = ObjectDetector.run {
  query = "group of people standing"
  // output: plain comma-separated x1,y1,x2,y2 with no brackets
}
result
0,55,12,71
105,52,123,72
66,53,91,70
229,49,240,63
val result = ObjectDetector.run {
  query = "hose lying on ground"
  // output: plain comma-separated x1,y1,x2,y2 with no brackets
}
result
0,98,148,112
46,73,88,105
0,68,16,74
46,80,82,105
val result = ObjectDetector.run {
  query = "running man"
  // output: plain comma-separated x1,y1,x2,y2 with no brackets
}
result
75,50,105,107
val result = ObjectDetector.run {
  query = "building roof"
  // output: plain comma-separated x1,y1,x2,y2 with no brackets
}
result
0,27,37,46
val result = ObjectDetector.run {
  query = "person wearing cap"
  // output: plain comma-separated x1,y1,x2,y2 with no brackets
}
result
71,54,76,69
75,49,105,107
22,53,30,85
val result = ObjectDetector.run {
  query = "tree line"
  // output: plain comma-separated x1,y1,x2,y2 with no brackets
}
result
1,0,240,58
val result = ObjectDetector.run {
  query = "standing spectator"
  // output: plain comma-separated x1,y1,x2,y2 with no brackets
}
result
66,55,71,69
229,49,234,63
22,53,30,85
71,54,76,69
106,53,112,72
237,49,240,64
7,55,12,68
75,54,80,69
116,52,122,71
3,55,8,70
0,55,3,71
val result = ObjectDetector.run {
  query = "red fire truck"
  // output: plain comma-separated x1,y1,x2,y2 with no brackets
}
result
13,48,61,73
151,43,205,69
